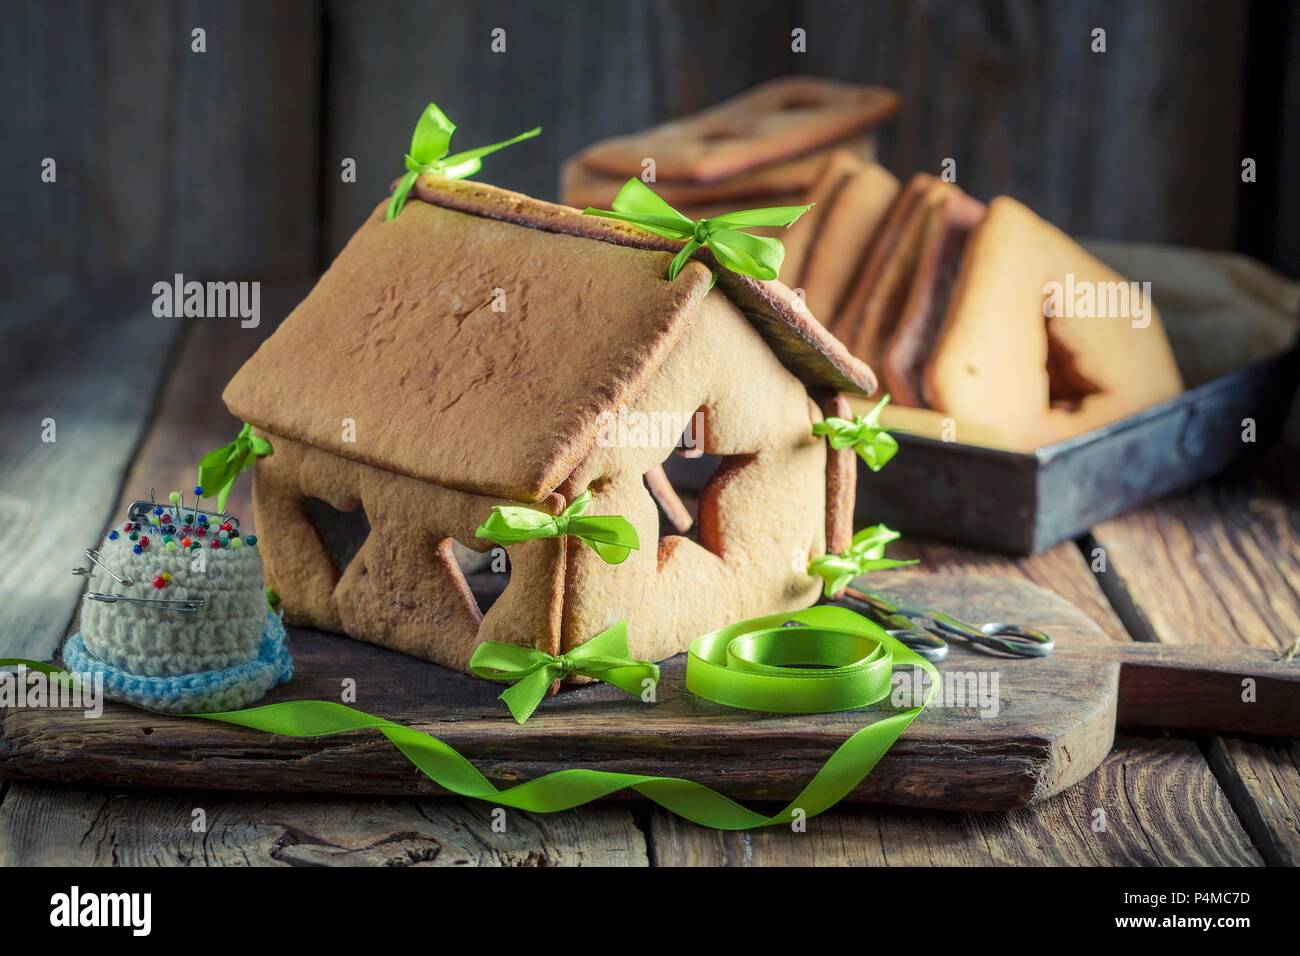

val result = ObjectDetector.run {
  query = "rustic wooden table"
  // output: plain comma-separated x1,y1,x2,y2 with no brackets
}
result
1,278,1296,867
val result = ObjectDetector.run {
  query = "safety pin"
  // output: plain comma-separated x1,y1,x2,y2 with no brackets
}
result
82,591,208,614
72,548,135,587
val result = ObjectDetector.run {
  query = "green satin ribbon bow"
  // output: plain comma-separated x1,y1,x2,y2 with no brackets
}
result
475,489,640,565
196,423,273,513
807,524,918,598
386,102,541,220
583,178,813,282
812,394,899,472
0,606,936,831
469,620,659,724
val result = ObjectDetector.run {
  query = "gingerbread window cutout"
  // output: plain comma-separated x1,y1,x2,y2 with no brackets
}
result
437,538,500,623
644,464,693,535
642,405,759,564
301,497,370,577
446,536,511,617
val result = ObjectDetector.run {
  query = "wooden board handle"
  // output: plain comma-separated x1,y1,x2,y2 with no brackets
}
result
1107,643,1300,737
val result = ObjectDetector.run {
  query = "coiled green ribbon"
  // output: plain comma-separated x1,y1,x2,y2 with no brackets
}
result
196,423,273,513
475,489,640,564
469,620,659,724
583,177,813,282
689,610,896,713
807,524,918,598
1,607,935,831
812,394,899,472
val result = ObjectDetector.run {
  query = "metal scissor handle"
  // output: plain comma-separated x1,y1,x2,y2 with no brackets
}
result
829,588,949,662
837,586,1054,660
977,621,1054,657
886,627,949,663
921,609,1054,658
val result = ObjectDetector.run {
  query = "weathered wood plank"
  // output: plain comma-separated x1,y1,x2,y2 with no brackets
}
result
898,538,1129,643
323,0,805,254
0,281,189,660
1236,0,1300,277
108,282,312,532
1107,642,1300,738
796,0,1251,248
1206,736,1300,867
325,0,652,249
323,0,1254,256
648,733,1261,866
1091,442,1300,867
1089,445,1300,652
0,0,321,281
0,783,647,866
2,0,1272,278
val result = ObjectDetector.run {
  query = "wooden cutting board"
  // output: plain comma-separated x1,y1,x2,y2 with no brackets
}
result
1,573,1297,811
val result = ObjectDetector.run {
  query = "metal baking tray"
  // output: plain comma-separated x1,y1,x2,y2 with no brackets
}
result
851,340,1299,553
846,241,1300,553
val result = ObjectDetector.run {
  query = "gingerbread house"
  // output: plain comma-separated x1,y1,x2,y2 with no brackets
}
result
222,177,876,672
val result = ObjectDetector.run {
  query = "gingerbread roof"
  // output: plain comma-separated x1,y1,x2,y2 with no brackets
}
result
223,178,875,503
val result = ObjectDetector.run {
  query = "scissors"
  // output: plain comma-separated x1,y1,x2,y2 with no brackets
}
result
832,585,1054,663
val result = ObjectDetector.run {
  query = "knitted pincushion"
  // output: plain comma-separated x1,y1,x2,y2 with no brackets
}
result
80,530,266,676
65,612,291,714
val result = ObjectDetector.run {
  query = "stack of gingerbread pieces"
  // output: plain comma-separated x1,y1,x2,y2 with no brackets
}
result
566,78,1186,452
562,77,903,324
828,175,1186,450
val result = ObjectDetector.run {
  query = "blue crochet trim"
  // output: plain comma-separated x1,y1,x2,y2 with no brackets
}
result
64,612,293,714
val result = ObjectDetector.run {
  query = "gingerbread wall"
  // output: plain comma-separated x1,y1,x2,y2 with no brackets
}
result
251,434,565,671
558,287,830,663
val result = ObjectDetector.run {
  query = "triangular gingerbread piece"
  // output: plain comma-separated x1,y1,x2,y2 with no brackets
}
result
924,197,1184,449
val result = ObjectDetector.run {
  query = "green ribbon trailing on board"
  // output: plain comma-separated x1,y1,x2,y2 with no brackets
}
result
475,489,640,565
196,423,273,513
812,394,899,472
807,524,918,599
0,606,936,831
386,102,541,220
583,177,813,282
469,620,659,724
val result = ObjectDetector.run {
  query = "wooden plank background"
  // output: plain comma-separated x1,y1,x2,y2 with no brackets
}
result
1,0,1297,868
1,0,1296,283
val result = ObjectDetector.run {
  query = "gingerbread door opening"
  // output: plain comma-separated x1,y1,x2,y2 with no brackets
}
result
302,497,370,576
